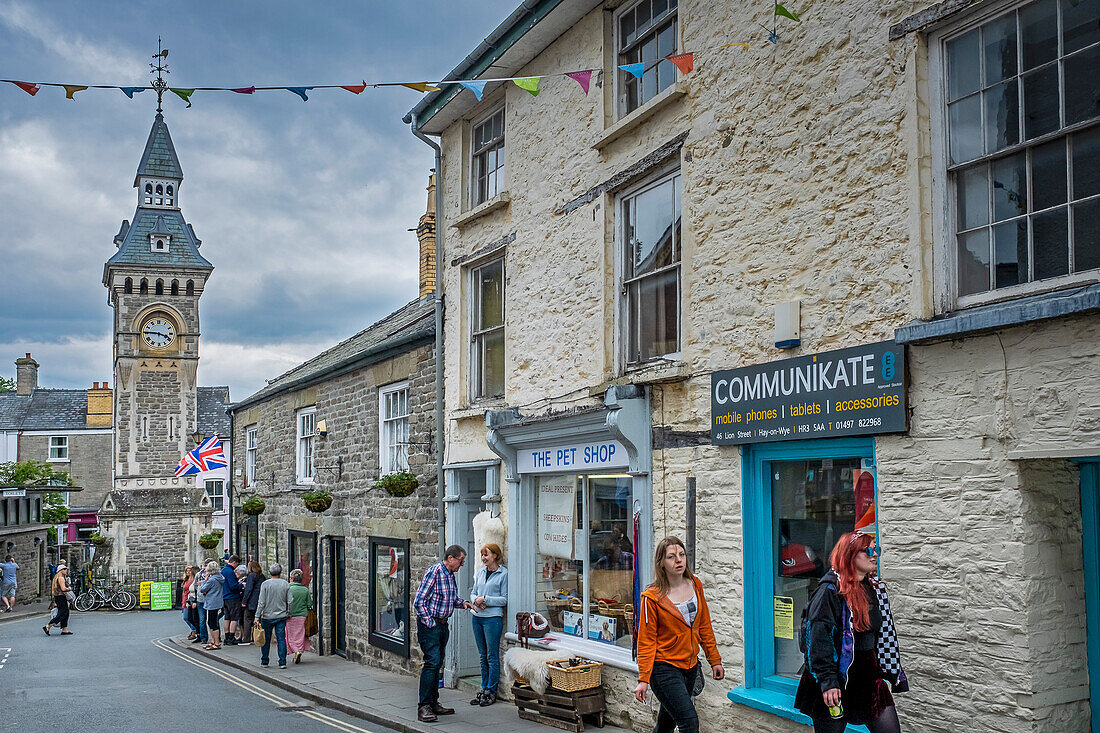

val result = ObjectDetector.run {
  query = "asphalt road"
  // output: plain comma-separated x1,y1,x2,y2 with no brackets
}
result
2,608,383,733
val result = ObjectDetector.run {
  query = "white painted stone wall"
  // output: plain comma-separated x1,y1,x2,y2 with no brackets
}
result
432,1,1100,731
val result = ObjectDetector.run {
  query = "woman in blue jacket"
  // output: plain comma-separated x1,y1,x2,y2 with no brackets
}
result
199,561,225,650
469,542,508,706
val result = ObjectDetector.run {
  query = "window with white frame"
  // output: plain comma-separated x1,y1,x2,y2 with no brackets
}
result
471,108,505,207
937,0,1099,303
205,479,225,512
470,257,505,399
379,382,410,475
49,436,68,461
296,407,316,484
617,0,678,117
246,426,257,486
620,170,681,366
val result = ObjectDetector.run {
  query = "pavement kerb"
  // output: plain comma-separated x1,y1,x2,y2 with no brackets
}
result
168,636,436,733
0,602,51,624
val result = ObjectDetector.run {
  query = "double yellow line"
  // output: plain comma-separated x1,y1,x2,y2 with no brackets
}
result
152,638,377,733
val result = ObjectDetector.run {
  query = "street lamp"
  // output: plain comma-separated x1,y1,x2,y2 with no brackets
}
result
192,430,205,445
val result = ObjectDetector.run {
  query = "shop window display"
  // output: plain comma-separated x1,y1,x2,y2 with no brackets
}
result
369,538,409,655
535,474,636,648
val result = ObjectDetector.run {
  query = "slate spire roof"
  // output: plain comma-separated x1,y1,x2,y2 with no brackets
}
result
104,113,212,277
134,112,183,185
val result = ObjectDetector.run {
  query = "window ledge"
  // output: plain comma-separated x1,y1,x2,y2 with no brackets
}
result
591,359,688,395
451,401,503,421
453,192,511,230
895,281,1100,344
504,632,638,673
594,82,687,151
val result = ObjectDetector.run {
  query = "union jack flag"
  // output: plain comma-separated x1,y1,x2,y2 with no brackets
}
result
175,435,228,477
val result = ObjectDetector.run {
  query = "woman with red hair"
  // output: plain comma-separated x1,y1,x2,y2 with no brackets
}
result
794,531,908,732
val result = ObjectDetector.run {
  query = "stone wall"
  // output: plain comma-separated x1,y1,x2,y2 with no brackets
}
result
430,1,1100,731
0,526,48,604
18,433,113,512
233,341,438,677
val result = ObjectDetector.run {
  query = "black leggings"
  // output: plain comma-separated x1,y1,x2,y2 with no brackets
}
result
649,661,699,733
50,595,70,628
812,706,902,733
207,608,221,631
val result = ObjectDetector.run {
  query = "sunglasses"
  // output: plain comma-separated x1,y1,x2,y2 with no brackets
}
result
861,546,881,558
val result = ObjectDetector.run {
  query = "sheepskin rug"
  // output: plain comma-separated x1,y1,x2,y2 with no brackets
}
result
472,510,506,558
502,646,554,694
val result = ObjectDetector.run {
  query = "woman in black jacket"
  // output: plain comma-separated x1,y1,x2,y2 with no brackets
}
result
240,560,266,644
794,531,908,733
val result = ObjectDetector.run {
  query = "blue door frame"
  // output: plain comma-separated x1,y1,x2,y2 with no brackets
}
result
730,437,875,730
1078,459,1100,733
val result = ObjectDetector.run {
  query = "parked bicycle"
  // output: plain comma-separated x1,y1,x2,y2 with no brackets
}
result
74,581,137,612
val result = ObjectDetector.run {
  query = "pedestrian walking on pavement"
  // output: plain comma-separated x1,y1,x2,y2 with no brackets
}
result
181,566,199,639
255,563,293,669
43,565,73,636
200,560,225,649
413,544,475,723
469,543,508,707
634,536,724,733
286,568,314,664
241,560,266,644
221,554,245,644
794,531,908,733
1,554,18,612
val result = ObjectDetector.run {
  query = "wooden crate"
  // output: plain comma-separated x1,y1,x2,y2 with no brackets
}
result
512,683,606,732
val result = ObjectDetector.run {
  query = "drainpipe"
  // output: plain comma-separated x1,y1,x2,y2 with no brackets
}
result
405,111,446,558
227,410,235,558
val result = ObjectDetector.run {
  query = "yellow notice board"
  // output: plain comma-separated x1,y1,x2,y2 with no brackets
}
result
773,596,794,640
140,581,152,607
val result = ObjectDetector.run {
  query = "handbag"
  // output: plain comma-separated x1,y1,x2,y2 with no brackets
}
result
253,623,266,646
65,590,76,603
516,612,550,648
691,662,705,696
304,608,318,637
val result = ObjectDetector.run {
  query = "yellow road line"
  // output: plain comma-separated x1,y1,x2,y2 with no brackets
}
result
152,638,377,732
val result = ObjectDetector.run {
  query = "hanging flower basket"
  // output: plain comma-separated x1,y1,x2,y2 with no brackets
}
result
374,472,419,498
302,490,333,513
241,497,266,516
90,533,107,546
198,533,221,550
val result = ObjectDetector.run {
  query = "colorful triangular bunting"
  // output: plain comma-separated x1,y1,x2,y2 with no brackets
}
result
341,81,367,94
775,4,801,21
9,80,40,96
666,53,694,74
513,77,540,96
619,62,646,79
458,80,487,100
120,87,146,98
565,70,592,94
170,88,195,107
401,82,441,93
231,86,256,94
286,87,313,101
63,85,88,100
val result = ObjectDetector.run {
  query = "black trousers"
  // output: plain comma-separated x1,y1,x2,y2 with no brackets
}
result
51,595,70,628
649,661,699,733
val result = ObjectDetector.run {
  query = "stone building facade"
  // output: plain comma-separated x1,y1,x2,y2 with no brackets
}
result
404,1,1100,731
230,291,438,674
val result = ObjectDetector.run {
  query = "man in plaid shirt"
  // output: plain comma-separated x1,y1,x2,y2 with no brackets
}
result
415,544,473,722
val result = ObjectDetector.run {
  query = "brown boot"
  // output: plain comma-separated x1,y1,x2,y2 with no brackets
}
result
417,704,438,723
432,702,455,715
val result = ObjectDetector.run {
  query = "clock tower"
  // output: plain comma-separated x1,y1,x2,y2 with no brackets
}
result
100,110,215,568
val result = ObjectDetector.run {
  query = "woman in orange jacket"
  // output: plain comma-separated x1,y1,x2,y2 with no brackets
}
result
634,536,724,733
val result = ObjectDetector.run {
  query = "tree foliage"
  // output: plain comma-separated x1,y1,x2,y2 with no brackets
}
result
0,375,14,392
0,459,72,487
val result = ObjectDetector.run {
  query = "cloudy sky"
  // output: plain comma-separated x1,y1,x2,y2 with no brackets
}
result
0,0,515,400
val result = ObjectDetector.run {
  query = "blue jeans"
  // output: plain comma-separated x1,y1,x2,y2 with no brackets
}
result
260,617,288,666
471,615,503,693
196,600,208,642
184,605,198,632
417,620,449,706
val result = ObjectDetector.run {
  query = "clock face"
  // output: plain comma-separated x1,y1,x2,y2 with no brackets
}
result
141,318,175,349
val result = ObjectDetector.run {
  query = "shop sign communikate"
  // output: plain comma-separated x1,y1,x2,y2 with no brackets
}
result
711,341,907,445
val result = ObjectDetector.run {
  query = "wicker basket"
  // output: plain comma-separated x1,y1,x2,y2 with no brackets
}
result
546,658,604,692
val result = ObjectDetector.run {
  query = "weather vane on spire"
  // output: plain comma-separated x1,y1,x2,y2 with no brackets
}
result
150,37,170,113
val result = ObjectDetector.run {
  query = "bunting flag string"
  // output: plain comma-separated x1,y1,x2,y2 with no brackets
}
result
0,8,806,108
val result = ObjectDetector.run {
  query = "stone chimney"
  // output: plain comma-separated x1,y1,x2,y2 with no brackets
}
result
417,173,437,299
87,381,113,427
15,353,38,396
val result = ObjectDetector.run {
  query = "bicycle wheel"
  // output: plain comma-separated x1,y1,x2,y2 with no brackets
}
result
109,592,129,611
74,592,95,612
117,591,138,611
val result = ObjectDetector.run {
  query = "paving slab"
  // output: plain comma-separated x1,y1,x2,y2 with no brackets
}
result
170,635,630,733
